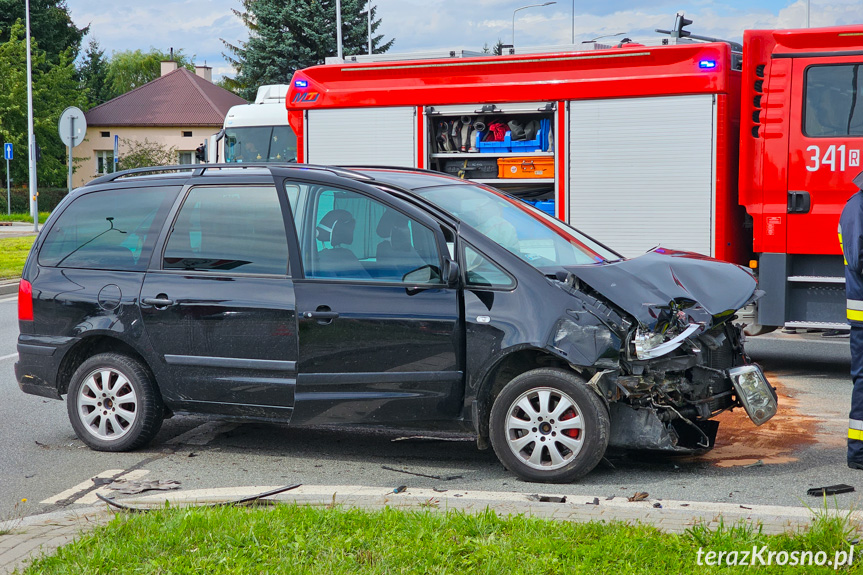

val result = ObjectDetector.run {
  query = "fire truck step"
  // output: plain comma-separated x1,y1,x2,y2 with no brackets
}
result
787,275,845,284
784,321,850,331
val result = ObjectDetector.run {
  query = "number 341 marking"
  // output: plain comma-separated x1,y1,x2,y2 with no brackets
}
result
806,145,861,172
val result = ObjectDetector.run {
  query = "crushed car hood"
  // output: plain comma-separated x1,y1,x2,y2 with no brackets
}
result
564,248,758,328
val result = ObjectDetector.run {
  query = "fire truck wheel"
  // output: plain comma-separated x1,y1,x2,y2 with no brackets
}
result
489,368,609,483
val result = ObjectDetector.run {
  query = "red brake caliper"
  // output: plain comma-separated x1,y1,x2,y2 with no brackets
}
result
560,409,580,439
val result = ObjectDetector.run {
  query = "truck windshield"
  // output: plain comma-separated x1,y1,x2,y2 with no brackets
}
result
413,184,620,267
224,126,297,163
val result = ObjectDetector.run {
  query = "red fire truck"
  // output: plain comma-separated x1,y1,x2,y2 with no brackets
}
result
285,16,863,334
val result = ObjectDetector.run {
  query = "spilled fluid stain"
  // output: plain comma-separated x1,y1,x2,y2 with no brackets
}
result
696,373,821,468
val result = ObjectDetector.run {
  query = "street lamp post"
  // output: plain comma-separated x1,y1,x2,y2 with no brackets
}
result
25,0,37,231
336,0,343,60
512,2,557,51
571,0,574,44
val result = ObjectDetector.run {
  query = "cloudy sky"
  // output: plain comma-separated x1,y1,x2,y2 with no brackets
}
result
64,0,863,81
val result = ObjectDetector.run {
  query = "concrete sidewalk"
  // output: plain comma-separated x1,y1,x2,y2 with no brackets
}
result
1,484,856,574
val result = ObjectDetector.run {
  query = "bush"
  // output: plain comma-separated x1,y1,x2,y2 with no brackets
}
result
0,187,68,214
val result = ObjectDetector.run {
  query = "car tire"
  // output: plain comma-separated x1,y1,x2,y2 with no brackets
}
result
66,353,163,451
489,368,609,483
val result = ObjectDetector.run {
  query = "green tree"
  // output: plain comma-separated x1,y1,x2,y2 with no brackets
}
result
104,48,195,99
116,138,178,171
0,0,86,63
222,0,394,100
0,22,87,188
78,38,110,107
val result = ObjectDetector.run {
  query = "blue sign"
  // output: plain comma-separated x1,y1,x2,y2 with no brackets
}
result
113,135,119,163
3,143,11,161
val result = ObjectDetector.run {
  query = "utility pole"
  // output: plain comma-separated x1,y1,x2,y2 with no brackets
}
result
25,0,38,231
336,0,343,60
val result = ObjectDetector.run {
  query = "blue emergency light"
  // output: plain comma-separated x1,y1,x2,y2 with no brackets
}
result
698,60,717,69
294,80,308,88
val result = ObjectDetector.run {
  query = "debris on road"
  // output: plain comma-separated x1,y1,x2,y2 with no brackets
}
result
528,494,567,503
807,484,855,497
586,497,600,505
381,465,463,481
628,492,649,502
742,460,764,468
391,435,473,443
97,484,301,512
107,479,181,495
393,485,407,494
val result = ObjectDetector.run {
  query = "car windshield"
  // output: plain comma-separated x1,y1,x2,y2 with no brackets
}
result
412,184,620,268
224,126,297,163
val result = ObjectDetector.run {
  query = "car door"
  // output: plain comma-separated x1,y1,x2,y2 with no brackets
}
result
139,179,299,419
274,173,464,425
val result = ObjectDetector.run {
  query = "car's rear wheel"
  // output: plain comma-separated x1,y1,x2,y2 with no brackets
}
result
489,368,609,483
67,353,163,451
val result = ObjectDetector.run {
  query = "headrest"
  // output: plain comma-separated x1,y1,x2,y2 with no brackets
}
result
317,209,356,247
376,209,410,238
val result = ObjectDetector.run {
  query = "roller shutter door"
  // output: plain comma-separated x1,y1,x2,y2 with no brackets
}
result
306,107,416,167
569,95,716,258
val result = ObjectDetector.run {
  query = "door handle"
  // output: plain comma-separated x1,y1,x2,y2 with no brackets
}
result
142,296,175,308
787,191,811,214
302,311,339,320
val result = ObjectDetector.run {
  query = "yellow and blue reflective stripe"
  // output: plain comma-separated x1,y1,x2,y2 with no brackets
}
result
848,299,863,322
850,419,863,441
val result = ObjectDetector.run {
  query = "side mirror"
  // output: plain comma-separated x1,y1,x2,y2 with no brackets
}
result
444,258,459,286
402,264,439,284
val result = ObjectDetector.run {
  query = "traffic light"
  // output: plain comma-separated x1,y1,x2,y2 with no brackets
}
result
674,13,693,38
195,143,207,163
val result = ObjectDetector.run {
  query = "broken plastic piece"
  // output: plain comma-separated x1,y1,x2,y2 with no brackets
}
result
628,492,649,502
807,484,855,496
393,485,407,494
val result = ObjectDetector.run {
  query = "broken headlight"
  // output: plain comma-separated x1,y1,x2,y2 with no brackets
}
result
728,365,777,426
633,323,703,360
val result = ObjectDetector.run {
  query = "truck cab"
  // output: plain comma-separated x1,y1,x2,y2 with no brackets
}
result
739,27,863,332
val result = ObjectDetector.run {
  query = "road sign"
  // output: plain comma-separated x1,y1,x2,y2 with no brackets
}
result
113,135,119,164
58,107,87,148
4,143,11,160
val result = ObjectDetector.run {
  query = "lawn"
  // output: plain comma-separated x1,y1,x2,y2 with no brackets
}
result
0,212,50,224
0,236,36,280
21,504,861,574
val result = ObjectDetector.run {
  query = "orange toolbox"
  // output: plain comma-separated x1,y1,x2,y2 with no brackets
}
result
497,157,555,179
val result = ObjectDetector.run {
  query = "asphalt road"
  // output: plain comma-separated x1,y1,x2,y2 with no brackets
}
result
1,292,858,520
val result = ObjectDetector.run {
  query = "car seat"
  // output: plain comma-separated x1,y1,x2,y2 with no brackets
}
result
375,209,425,280
316,209,370,279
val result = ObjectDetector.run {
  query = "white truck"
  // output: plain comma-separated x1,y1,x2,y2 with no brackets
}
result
206,84,297,163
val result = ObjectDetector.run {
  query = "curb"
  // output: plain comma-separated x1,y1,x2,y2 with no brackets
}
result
0,280,18,297
1,485,847,574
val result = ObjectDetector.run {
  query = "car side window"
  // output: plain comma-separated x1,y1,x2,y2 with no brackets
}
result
163,185,289,275
298,186,443,282
39,187,176,271
464,244,515,289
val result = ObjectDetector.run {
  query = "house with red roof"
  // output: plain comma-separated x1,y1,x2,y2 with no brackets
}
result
74,62,247,186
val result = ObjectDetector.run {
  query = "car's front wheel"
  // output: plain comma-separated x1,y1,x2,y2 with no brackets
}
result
67,353,164,451
489,368,609,483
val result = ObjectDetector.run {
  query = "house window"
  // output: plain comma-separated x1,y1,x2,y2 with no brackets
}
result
182,131,193,137
100,131,110,137
96,151,115,174
178,151,194,165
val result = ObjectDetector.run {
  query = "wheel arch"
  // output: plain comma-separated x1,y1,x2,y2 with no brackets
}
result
56,334,159,397
472,346,578,446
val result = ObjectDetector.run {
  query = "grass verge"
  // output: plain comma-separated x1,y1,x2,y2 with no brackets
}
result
0,236,36,280
20,504,862,574
0,212,50,224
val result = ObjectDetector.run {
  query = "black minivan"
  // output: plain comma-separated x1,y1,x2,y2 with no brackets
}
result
15,164,777,483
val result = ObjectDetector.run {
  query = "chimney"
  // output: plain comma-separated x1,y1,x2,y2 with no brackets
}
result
195,65,213,83
160,60,178,76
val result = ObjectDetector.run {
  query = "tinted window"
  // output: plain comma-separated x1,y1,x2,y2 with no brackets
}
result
39,187,175,270
163,186,289,275
290,184,442,282
804,64,863,137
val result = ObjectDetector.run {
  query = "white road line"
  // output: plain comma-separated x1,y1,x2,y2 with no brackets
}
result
0,353,17,362
40,469,125,504
0,295,17,304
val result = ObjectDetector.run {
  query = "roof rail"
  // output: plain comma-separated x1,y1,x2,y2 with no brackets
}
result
83,162,375,187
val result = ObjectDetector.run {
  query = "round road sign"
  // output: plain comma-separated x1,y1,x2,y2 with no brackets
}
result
58,107,87,148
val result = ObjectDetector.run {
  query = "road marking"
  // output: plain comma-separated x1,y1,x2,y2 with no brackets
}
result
0,352,17,362
167,421,238,446
40,468,152,505
0,295,17,304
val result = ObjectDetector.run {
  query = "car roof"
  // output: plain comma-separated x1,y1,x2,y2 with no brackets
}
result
345,167,468,190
